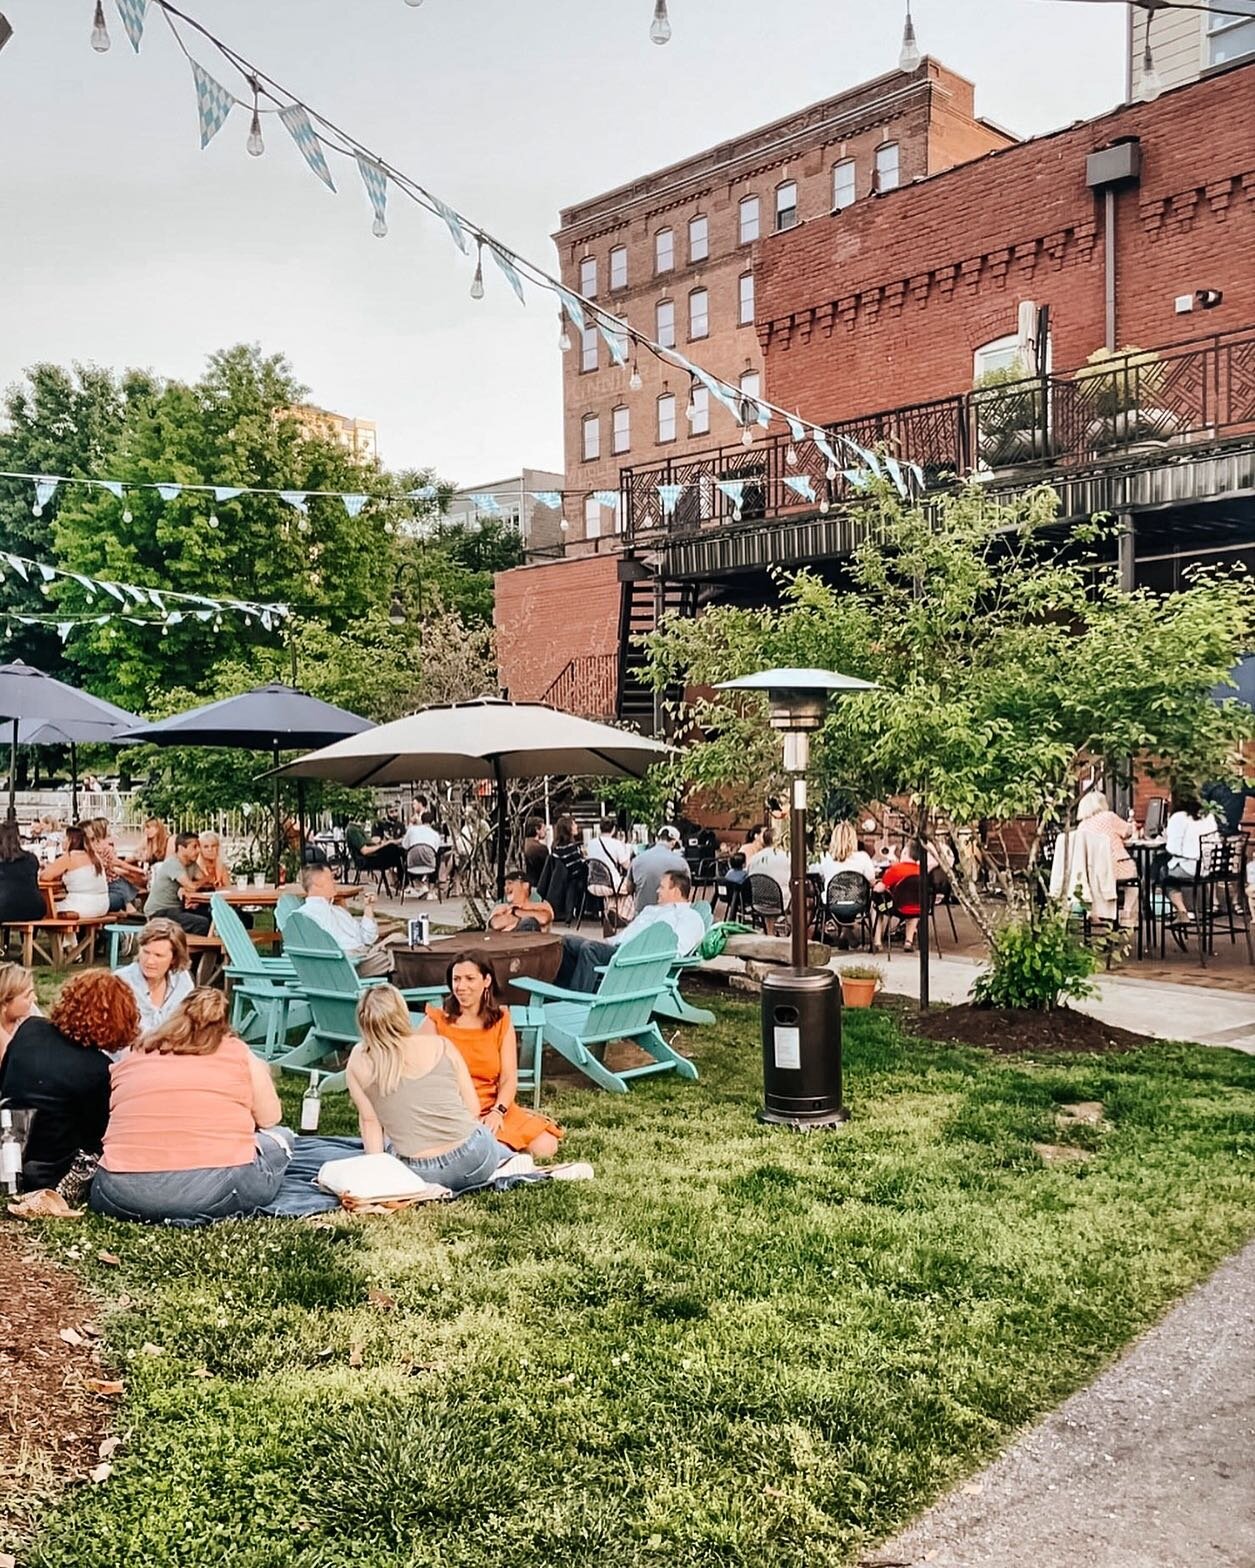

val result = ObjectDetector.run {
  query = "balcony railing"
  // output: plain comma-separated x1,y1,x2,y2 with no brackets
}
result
621,326,1255,543
540,654,619,719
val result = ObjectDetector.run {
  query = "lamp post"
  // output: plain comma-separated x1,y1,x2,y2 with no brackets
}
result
717,667,877,1129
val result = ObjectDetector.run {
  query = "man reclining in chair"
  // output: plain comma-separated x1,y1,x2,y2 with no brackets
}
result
554,869,704,995
299,864,405,977
487,871,554,934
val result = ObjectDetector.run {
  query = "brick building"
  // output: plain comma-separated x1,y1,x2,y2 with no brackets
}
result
1129,2,1254,101
497,55,1255,728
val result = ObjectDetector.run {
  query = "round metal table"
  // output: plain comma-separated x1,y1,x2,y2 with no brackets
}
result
392,929,564,1006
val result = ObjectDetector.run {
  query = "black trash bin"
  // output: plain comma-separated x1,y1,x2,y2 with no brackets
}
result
760,967,847,1128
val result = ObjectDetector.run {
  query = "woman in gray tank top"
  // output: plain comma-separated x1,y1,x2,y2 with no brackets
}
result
346,985,511,1193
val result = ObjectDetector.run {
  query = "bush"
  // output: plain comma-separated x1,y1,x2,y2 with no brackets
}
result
971,913,1098,1011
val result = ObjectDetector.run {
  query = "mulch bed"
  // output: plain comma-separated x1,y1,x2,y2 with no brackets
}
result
907,1002,1154,1055
0,1225,116,1541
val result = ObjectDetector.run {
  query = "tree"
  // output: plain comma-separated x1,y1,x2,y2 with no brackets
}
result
645,481,1255,942
393,519,523,626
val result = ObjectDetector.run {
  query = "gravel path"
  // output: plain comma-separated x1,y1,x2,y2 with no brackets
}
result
867,1239,1255,1568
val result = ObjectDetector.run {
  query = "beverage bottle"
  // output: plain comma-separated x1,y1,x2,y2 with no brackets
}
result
1,1109,22,1196
300,1077,321,1134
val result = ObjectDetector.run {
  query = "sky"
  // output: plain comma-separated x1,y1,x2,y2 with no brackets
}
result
0,0,1127,487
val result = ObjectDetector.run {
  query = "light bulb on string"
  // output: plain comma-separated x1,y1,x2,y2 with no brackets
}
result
629,360,643,392
90,0,111,52
785,443,798,467
372,213,388,239
558,319,572,353
31,503,41,518
898,2,920,73
469,240,485,300
820,496,831,515
122,507,132,523
741,425,754,448
685,376,699,423
649,0,671,45
208,512,219,529
825,461,837,481
1140,15,1161,101
246,82,265,156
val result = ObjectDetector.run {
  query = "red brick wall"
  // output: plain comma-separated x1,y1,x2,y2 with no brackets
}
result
757,61,1255,419
493,555,622,703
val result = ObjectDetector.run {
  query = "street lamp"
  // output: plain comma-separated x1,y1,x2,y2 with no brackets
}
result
716,667,877,1128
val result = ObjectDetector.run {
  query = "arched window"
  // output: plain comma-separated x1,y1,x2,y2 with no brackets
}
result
688,288,709,341
832,159,856,212
609,245,628,290
583,494,601,540
738,272,754,326
581,413,600,462
688,214,708,263
775,180,798,231
874,142,900,193
656,298,676,348
611,405,630,455
657,392,677,444
655,227,675,274
738,195,760,245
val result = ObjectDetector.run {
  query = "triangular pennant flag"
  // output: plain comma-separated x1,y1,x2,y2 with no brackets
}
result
147,588,166,610
278,103,336,192
37,563,57,583
428,192,468,255
490,245,526,305
70,573,97,594
57,623,74,643
342,494,368,518
716,479,745,510
155,483,182,501
883,454,907,496
260,610,273,631
34,478,58,510
6,555,28,581
356,155,388,234
95,615,110,626
127,617,147,625
693,366,740,420
213,486,243,502
783,475,815,501
811,430,840,467
196,610,214,622
907,461,926,490
657,483,685,517
468,493,502,516
842,437,882,478
113,0,147,52
755,401,770,429
165,610,184,626
408,485,438,501
98,580,125,603
100,480,124,499
279,491,309,513
191,61,235,149
842,468,873,492
593,491,621,511
555,286,586,333
598,317,629,367
786,413,806,446
530,491,562,508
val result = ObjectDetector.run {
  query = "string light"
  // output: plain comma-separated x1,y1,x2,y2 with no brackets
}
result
898,2,920,73
685,375,699,423
90,0,111,53
741,425,754,448
121,507,133,522
649,0,672,45
246,80,265,156
558,317,572,353
1140,12,1162,101
785,442,798,467
208,512,219,528
469,239,485,300
31,502,41,518
629,359,643,392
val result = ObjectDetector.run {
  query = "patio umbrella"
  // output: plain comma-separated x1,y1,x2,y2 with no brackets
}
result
273,696,673,894
18,701,141,821
0,660,141,820
120,683,374,880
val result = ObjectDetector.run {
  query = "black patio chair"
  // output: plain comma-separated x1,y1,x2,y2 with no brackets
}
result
745,872,787,935
581,856,621,935
824,871,872,949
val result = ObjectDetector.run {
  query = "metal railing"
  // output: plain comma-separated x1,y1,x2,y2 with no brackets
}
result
540,654,619,718
622,325,1255,541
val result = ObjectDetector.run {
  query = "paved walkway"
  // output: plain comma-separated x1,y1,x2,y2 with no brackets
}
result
868,1239,1255,1568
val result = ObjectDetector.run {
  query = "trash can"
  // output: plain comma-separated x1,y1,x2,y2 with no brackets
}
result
760,967,847,1129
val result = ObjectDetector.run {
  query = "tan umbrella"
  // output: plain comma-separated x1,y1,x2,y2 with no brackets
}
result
274,697,672,893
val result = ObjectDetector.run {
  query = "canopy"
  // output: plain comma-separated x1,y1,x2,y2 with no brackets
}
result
274,697,673,893
0,661,143,818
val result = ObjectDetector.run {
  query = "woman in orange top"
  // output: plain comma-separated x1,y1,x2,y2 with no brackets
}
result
426,953,561,1160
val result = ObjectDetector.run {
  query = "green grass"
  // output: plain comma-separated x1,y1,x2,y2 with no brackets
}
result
21,998,1255,1568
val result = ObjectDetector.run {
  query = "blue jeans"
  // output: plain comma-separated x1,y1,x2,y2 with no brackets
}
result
399,1123,513,1193
90,1127,295,1227
556,935,616,995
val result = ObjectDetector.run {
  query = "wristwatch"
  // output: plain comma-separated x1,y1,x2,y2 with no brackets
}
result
493,1103,508,1118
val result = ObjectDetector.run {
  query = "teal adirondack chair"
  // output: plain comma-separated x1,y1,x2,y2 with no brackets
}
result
652,900,716,1027
275,892,303,932
514,923,698,1094
275,910,444,1093
210,895,308,1060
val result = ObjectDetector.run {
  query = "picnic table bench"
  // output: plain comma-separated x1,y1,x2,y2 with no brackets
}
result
105,919,283,985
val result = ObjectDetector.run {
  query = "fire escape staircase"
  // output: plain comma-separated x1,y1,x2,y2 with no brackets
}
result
616,559,696,735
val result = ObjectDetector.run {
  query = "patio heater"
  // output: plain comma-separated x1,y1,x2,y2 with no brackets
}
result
716,668,877,1129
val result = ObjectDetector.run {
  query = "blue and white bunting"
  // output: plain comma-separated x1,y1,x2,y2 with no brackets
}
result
101,481,123,499
598,316,629,367
843,437,882,479
490,246,526,306
783,475,815,501
191,61,235,150
530,491,562,508
755,400,771,429
34,478,58,510
113,0,147,52
715,479,744,511
37,563,57,583
155,483,182,502
4,555,27,581
843,467,873,492
57,622,74,644
811,430,840,468
468,493,503,516
279,491,309,513
429,192,468,255
657,483,685,517
408,485,438,501
213,486,243,502
342,494,368,518
356,155,388,234
593,491,620,511
278,104,336,193
555,286,587,334
786,413,806,446
882,454,907,497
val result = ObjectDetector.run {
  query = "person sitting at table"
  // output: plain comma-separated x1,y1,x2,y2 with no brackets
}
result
402,810,442,857
813,820,877,891
347,984,515,1194
402,811,444,895
90,988,293,1226
1076,790,1139,928
115,918,196,1038
626,825,688,914
144,831,212,936
555,868,704,995
872,848,923,953
40,824,110,920
488,870,554,934
523,817,549,887
140,817,169,869
373,803,405,842
299,863,403,976
0,961,40,1066
1159,793,1223,924
425,954,562,1159
587,816,634,926
0,969,140,1191
538,815,585,923
0,818,45,927
346,821,406,883
195,830,254,927
87,817,146,914
746,827,792,907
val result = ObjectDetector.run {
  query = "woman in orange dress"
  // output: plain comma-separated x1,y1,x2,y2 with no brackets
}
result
425,954,561,1159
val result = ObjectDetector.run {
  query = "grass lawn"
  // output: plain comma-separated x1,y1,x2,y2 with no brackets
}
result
19,995,1255,1568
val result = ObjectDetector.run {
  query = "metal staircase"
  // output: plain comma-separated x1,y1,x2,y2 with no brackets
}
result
616,560,697,735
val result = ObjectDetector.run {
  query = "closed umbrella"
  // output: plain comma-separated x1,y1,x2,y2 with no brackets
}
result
274,697,672,894
120,683,374,880
0,660,141,820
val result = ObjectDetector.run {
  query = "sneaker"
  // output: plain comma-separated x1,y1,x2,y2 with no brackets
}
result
495,1152,536,1177
546,1161,595,1182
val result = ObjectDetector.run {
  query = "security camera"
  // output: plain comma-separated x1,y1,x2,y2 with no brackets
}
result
1196,289,1223,309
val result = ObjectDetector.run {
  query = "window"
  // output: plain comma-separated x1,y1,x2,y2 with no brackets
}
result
612,404,630,455
688,214,708,263
875,142,900,193
655,227,674,273
689,385,710,437
740,370,761,401
688,288,709,340
657,392,677,443
656,298,676,348
580,324,598,372
584,495,601,540
609,245,628,290
581,414,600,462
738,271,754,326
579,255,597,297
610,318,630,364
972,334,1023,381
739,195,760,244
775,181,798,231
832,159,856,211
1208,1,1255,66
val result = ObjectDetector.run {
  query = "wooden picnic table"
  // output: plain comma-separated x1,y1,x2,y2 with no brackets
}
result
183,883,358,907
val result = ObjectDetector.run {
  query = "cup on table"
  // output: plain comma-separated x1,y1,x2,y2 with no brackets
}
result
251,873,266,887
235,875,249,888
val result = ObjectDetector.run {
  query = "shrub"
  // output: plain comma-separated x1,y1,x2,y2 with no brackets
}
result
971,913,1098,1012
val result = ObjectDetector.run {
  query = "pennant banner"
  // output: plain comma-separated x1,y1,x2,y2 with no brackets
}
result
213,485,243,502
783,475,815,501
715,480,745,511
155,483,182,502
279,491,309,513
341,493,368,518
786,414,806,446
468,493,503,516
101,480,123,499
356,155,388,235
113,0,147,52
192,61,235,149
530,491,562,508
555,286,586,334
278,103,336,192
429,192,468,255
657,483,685,517
490,245,526,306
34,478,58,511
592,491,620,510
598,316,629,367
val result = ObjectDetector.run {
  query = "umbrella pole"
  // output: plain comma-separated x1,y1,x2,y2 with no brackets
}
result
495,758,507,901
7,719,15,822
71,742,79,823
297,778,307,865
273,743,282,885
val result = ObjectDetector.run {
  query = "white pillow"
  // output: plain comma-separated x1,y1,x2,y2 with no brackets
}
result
316,1152,451,1204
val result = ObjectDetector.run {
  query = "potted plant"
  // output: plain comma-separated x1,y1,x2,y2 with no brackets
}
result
973,363,1049,471
1075,346,1180,452
838,963,883,1008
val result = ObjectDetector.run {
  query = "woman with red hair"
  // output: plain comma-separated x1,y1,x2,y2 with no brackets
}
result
0,970,139,1190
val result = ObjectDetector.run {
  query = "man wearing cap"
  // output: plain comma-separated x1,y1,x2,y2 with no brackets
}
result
626,825,689,914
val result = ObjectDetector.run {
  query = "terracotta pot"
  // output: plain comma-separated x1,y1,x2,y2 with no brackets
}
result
840,976,878,1009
